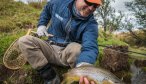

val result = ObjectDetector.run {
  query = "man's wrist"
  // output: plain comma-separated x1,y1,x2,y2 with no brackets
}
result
38,25,46,29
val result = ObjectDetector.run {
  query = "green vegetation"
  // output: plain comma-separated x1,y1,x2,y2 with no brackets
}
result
98,30,128,46
0,0,44,63
118,30,146,47
0,0,40,33
0,0,43,63
0,29,27,63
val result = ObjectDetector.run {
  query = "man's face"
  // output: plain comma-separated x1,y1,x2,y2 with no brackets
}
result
75,0,100,17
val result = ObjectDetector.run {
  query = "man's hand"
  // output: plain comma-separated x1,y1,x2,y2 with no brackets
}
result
37,26,54,38
76,62,96,84
79,76,95,84
36,26,50,36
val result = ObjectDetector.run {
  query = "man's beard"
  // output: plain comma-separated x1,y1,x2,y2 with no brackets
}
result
78,6,93,17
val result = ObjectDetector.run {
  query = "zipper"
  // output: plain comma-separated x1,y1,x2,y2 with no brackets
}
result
64,16,72,43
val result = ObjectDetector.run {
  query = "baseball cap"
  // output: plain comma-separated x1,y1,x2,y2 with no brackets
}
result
86,0,102,5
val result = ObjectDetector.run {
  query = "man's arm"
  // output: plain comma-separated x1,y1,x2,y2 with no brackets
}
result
76,24,98,84
77,22,98,84
37,1,53,27
76,22,99,65
37,1,54,36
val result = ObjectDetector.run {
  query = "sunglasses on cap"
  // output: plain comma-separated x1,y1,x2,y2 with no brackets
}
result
84,0,99,8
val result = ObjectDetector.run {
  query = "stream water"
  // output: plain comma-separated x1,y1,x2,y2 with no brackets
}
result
130,60,146,84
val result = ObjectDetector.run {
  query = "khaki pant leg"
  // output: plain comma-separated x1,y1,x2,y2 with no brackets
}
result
18,35,64,69
60,42,81,68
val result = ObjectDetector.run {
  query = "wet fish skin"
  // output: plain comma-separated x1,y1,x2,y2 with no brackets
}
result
61,66,124,84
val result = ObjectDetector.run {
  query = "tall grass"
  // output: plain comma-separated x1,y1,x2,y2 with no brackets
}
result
98,30,128,46
0,29,27,63
0,0,41,33
116,30,146,47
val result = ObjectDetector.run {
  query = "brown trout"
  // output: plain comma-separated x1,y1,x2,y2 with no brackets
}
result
61,66,124,84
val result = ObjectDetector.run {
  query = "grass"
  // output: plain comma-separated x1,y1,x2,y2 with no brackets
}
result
0,0,41,33
0,0,41,64
0,29,27,63
128,47,146,60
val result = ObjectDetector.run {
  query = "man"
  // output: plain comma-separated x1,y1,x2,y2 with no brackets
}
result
18,0,101,84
